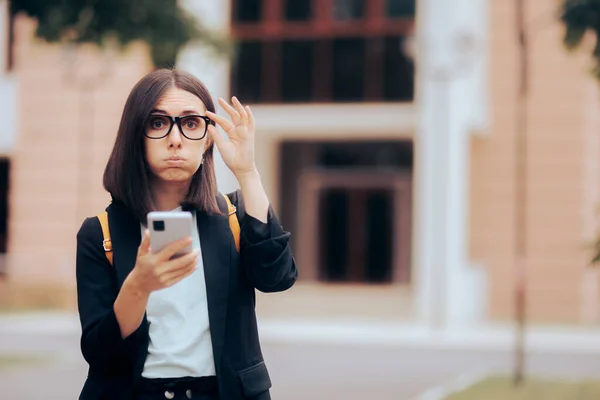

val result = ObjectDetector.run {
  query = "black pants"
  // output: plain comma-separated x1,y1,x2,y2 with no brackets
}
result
135,376,219,400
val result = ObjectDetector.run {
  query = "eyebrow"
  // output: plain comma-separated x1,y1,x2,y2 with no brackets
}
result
151,109,203,116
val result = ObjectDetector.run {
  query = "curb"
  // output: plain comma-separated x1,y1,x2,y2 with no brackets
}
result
257,319,600,354
410,370,490,400
0,311,80,335
4,313,600,355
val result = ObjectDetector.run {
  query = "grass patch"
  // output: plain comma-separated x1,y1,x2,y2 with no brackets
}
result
0,356,41,371
0,281,76,312
446,376,600,400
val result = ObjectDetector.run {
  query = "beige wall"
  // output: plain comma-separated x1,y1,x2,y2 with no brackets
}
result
5,16,152,306
470,0,600,323
6,4,600,324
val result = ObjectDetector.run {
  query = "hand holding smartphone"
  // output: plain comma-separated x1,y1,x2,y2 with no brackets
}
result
127,211,198,294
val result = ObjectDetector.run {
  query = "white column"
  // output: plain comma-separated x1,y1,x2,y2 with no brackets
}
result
178,0,239,194
413,0,488,327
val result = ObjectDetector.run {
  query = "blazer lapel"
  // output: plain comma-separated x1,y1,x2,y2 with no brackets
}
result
107,201,142,287
197,195,232,373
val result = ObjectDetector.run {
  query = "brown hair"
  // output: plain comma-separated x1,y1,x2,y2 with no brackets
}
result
103,68,220,222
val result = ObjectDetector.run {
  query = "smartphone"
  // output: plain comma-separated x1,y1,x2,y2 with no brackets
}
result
147,211,194,258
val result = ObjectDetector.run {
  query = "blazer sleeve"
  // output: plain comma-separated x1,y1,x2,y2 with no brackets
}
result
228,190,298,293
76,217,145,374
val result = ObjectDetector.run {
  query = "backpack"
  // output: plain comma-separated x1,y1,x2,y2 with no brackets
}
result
97,195,241,266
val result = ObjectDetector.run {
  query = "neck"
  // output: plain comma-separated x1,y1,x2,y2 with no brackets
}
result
151,179,190,211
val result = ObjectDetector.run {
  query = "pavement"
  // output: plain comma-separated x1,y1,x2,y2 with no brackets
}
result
3,311,600,399
6,310,600,353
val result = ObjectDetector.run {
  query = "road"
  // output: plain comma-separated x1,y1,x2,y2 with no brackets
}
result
3,330,600,399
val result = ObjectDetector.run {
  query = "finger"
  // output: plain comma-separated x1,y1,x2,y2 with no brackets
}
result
160,254,198,284
231,96,248,124
138,230,151,255
207,124,227,149
205,111,235,133
218,97,242,124
157,236,193,261
246,105,255,133
162,262,197,288
162,249,199,273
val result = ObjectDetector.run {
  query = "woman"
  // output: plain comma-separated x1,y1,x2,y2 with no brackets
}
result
75,69,297,400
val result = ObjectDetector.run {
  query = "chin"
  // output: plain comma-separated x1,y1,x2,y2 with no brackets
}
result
159,170,195,183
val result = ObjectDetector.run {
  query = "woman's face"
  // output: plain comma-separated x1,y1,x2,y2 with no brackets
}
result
144,87,210,185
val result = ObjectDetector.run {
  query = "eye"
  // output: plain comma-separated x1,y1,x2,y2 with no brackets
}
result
182,116,201,130
149,116,168,130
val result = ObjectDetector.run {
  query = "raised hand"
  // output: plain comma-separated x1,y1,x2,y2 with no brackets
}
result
206,96,257,179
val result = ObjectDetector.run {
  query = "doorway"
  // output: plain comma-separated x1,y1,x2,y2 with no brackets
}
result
319,187,394,283
297,169,412,284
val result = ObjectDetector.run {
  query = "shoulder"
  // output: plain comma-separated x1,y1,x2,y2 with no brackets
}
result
76,214,111,270
76,207,113,255
78,202,120,237
224,189,242,204
223,189,245,219
77,216,102,241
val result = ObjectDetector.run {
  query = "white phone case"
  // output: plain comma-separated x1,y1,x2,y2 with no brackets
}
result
147,211,194,257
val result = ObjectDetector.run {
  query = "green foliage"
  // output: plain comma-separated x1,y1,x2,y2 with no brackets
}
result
10,0,229,68
561,2,600,266
560,0,600,78
447,375,600,400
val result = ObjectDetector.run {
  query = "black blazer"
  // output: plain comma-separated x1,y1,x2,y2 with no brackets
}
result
75,191,298,400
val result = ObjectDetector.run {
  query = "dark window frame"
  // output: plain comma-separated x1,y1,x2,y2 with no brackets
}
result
230,0,415,103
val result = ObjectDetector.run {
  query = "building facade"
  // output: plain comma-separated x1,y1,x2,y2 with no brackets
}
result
1,0,599,326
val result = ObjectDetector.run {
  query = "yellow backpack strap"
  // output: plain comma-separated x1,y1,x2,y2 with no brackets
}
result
224,194,241,253
97,211,113,266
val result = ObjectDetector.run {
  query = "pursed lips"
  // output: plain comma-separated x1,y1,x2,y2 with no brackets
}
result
165,156,186,166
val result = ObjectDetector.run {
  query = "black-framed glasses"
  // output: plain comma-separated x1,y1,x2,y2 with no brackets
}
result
145,114,215,141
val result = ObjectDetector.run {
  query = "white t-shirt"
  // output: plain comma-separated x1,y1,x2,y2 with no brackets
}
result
141,208,216,378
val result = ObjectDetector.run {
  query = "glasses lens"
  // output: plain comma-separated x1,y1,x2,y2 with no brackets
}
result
147,115,171,138
180,116,207,139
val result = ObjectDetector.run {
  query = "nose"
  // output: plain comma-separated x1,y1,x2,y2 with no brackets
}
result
168,123,183,148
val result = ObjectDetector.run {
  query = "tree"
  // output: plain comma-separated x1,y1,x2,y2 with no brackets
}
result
560,1,600,265
560,0,600,78
10,0,228,68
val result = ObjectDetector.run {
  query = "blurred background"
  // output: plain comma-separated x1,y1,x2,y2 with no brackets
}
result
3,0,600,398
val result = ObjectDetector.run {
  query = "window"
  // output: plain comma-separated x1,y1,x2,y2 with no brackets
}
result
232,42,262,103
235,0,262,22
333,0,365,21
285,0,312,21
332,38,365,101
282,40,313,102
386,0,415,18
0,159,8,275
384,36,414,101
231,0,415,103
